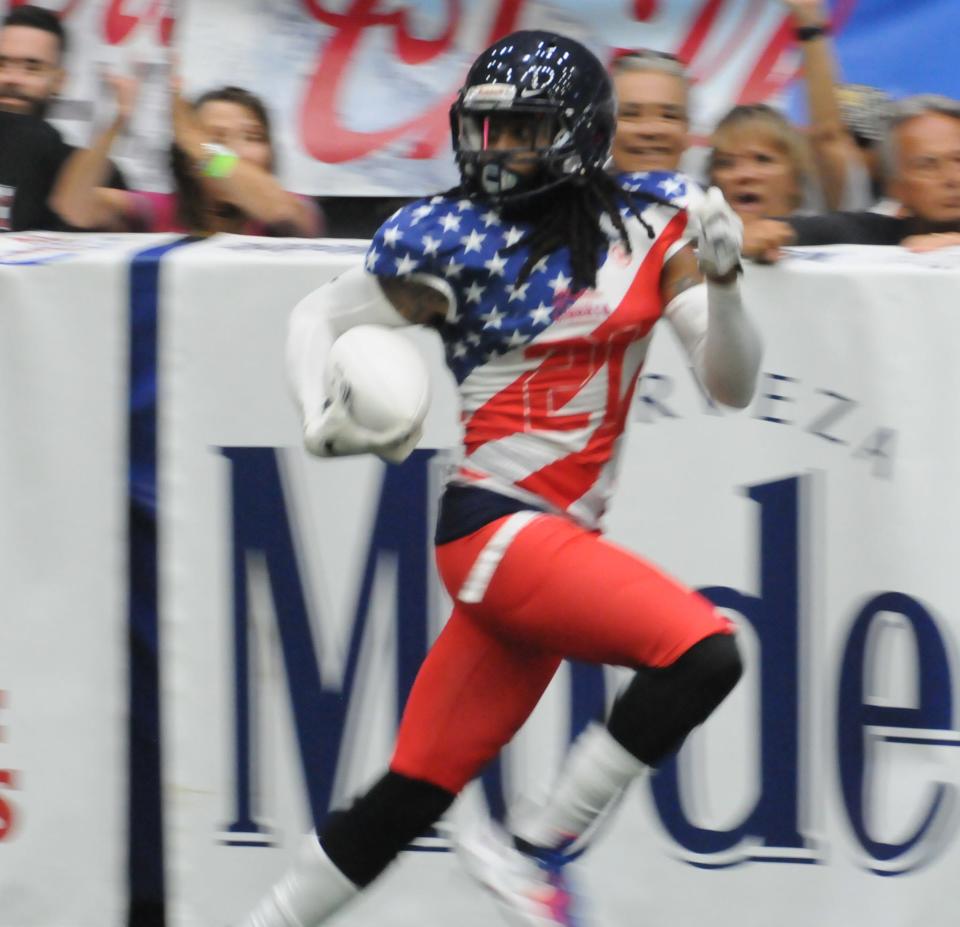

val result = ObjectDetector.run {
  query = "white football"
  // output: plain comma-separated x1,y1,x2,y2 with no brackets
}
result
324,325,431,434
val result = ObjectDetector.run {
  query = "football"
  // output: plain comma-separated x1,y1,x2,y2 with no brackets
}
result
324,325,431,435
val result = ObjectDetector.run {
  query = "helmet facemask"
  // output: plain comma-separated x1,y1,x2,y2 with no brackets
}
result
458,107,563,196
452,83,592,201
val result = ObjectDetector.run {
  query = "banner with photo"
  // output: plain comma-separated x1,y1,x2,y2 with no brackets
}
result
158,240,960,927
3,0,957,195
0,232,175,927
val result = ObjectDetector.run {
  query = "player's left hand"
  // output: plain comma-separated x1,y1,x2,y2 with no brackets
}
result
694,186,744,280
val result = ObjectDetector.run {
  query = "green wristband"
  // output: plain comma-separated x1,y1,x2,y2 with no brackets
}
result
199,143,239,179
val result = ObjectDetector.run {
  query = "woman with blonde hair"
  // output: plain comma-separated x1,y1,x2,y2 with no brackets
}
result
708,103,821,219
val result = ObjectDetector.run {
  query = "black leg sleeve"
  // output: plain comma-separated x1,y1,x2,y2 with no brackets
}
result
607,632,743,766
320,771,456,887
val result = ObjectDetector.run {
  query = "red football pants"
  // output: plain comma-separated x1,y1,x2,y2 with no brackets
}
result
390,512,732,794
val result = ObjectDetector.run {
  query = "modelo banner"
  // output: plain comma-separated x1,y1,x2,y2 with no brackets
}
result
158,239,960,927
2,0,957,195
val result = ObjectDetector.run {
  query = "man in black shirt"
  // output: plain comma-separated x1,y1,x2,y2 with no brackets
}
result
0,109,70,231
0,5,125,230
743,94,960,260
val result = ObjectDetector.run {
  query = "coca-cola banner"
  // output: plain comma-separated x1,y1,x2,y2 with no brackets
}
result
2,1,957,195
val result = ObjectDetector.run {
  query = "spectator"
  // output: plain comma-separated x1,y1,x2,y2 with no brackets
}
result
0,4,64,118
741,95,960,260
609,49,691,174
0,5,126,199
52,74,322,236
708,103,819,220
0,108,68,230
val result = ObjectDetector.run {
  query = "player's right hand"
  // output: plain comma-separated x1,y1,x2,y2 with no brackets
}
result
302,393,418,463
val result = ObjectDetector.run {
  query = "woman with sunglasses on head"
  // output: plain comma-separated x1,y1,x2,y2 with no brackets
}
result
241,30,762,927
51,72,321,237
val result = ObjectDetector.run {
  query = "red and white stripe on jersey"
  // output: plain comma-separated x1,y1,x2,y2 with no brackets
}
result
452,207,689,529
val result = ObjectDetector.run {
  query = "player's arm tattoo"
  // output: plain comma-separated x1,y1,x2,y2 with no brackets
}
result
377,275,449,325
663,272,701,303
660,244,704,305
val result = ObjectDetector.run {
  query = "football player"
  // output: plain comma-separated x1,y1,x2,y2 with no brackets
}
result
244,30,762,927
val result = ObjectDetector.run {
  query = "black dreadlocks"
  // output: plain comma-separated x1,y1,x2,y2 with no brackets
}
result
446,170,678,294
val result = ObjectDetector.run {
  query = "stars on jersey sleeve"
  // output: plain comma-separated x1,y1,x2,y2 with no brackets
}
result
460,229,487,254
506,281,530,302
439,212,462,234
409,203,436,224
484,251,509,277
481,306,504,329
394,253,419,275
443,256,465,278
529,302,552,325
381,224,402,247
548,269,572,295
464,280,487,304
502,225,525,248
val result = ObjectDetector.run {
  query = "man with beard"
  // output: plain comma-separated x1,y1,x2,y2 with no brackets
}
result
0,4,124,230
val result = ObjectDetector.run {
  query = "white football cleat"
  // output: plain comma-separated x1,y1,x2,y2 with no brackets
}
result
455,819,588,927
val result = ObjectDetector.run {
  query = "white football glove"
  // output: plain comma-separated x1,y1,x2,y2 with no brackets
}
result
694,186,744,279
302,390,420,464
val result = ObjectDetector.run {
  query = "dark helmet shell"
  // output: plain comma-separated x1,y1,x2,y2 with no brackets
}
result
449,30,615,199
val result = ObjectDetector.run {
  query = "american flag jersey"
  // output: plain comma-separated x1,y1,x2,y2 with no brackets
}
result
367,171,701,530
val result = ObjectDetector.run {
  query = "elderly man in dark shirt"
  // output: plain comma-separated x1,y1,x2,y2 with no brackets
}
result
743,94,960,260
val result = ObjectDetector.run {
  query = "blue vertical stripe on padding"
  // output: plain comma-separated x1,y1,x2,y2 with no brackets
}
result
127,237,195,927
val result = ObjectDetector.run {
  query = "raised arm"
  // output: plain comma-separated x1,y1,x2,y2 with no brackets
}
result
784,0,860,209
49,73,137,230
661,189,762,408
170,82,319,237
